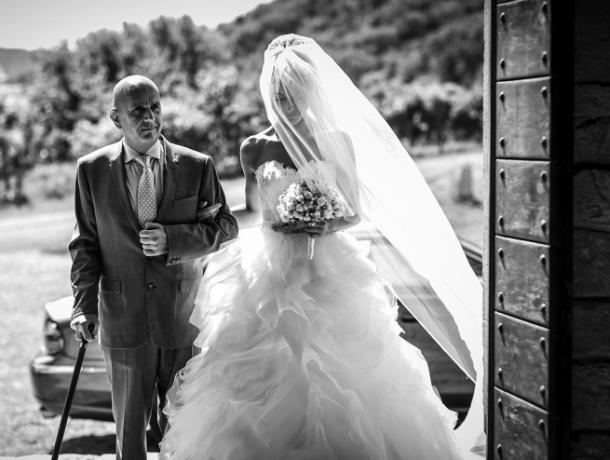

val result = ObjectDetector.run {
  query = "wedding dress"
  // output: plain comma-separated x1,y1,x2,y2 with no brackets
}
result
159,160,464,460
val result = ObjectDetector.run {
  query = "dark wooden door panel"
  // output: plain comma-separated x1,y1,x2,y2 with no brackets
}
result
494,387,549,459
497,0,550,79
496,77,550,159
494,312,549,407
496,159,550,242
495,236,549,325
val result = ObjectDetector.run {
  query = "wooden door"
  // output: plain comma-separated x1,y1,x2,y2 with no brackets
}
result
486,0,572,458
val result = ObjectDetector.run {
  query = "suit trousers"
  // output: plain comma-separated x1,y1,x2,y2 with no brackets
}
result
102,342,196,460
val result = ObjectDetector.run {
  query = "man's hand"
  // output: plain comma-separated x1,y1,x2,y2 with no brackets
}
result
140,222,168,256
70,315,99,342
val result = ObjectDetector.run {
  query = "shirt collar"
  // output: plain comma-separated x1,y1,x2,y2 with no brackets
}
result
122,138,163,163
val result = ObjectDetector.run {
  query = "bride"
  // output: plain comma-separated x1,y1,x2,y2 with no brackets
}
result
160,34,483,459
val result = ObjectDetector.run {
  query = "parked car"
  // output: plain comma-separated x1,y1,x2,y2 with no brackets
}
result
29,294,113,420
30,213,482,421
350,226,481,415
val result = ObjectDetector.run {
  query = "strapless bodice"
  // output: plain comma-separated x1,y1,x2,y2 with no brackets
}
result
254,160,301,224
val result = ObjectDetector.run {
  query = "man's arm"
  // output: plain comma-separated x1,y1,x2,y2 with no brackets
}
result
68,161,102,331
163,157,239,265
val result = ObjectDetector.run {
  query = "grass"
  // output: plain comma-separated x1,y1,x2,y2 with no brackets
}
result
0,249,117,456
0,164,83,455
0,150,482,456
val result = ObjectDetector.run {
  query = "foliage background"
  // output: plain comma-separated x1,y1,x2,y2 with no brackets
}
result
0,0,483,204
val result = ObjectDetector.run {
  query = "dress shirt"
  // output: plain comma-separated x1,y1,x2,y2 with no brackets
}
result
123,139,165,215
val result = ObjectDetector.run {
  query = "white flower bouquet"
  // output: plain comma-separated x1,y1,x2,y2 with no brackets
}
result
277,177,346,259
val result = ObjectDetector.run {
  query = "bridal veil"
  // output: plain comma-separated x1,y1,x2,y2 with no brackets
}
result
259,34,484,455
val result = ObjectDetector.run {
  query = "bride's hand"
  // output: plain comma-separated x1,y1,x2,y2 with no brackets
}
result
272,215,360,235
271,221,308,233
308,215,360,235
196,202,222,221
302,221,330,235
271,221,325,234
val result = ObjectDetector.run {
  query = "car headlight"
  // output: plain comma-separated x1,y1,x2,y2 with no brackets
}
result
43,318,64,355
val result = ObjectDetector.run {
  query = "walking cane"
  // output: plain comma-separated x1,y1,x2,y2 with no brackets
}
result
51,326,92,460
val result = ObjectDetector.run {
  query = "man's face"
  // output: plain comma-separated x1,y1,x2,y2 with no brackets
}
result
111,84,162,152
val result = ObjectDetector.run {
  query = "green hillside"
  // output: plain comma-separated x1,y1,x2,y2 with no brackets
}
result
220,0,483,86
0,0,483,87
0,48,40,81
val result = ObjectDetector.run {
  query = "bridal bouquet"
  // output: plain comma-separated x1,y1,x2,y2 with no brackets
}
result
277,178,346,259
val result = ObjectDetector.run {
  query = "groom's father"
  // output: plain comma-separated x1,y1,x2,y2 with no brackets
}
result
69,75,238,459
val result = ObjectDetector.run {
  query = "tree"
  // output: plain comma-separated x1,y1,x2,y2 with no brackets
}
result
0,86,36,204
75,30,123,84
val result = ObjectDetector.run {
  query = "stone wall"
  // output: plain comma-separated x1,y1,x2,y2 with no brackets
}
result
572,1,610,457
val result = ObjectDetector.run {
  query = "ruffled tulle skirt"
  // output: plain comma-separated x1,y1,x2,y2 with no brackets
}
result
160,227,463,460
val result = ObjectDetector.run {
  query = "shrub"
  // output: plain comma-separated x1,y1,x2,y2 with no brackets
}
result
22,162,76,201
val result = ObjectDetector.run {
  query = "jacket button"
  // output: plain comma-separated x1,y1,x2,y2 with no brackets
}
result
147,282,156,290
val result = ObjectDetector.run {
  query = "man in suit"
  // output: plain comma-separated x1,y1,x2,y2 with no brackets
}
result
69,75,239,459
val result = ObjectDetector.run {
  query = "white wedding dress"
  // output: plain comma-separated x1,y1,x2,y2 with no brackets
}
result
159,160,464,460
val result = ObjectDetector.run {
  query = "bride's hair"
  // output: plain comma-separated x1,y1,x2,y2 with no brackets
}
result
266,33,313,53
265,34,319,118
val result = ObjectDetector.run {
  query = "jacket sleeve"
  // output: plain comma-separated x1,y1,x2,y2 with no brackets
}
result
164,157,239,265
68,161,102,318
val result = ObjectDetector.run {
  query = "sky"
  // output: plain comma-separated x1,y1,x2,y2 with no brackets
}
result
0,0,270,50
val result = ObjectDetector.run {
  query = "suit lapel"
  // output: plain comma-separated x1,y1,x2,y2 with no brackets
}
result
108,141,140,234
157,137,179,220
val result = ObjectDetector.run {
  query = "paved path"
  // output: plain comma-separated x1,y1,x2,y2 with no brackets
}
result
0,151,481,236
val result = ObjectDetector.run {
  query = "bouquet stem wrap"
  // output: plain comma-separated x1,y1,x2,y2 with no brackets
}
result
307,235,315,259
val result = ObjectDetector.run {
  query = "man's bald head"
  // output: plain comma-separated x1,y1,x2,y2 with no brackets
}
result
112,75,160,110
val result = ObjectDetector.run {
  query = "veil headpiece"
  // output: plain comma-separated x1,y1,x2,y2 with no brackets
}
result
260,34,484,454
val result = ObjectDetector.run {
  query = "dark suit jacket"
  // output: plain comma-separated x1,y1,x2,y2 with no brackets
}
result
69,137,239,349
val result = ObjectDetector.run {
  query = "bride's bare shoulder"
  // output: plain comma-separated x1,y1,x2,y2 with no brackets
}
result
241,129,278,170
240,133,263,162
241,127,292,174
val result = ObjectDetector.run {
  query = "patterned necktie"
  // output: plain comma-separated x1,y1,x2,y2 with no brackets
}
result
136,155,157,227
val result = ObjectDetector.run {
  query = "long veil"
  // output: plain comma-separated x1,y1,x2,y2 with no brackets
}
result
260,35,484,456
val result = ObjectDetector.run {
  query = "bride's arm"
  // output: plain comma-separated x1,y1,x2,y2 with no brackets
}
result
240,136,263,214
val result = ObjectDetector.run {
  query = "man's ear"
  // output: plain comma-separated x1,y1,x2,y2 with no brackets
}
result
110,109,121,129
